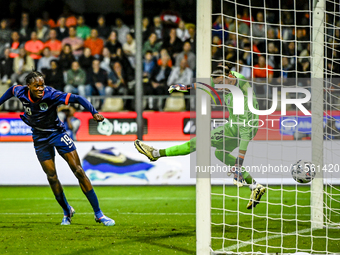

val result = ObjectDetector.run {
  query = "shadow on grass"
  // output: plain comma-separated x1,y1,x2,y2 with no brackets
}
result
63,231,195,255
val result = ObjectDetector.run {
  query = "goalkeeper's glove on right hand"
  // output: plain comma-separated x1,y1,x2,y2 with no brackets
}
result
230,164,246,187
168,84,190,94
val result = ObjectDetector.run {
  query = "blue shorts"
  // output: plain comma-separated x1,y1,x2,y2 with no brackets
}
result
33,130,77,162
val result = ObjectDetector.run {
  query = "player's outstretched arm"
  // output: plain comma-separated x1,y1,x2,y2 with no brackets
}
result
0,86,15,106
68,94,104,122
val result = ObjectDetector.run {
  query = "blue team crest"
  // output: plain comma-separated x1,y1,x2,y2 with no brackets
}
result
39,102,48,111
227,98,230,105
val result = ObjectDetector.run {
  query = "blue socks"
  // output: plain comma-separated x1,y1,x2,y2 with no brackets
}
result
84,189,103,218
55,191,71,216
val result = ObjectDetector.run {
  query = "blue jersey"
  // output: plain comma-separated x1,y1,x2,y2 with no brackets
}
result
13,85,71,132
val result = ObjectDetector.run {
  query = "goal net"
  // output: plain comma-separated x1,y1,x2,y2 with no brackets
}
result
196,0,340,253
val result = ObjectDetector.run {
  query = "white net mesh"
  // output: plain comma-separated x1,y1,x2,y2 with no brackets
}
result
209,0,340,253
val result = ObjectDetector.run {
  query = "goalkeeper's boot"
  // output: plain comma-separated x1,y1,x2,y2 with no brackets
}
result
247,184,266,209
134,139,159,162
61,206,75,225
232,166,247,187
95,215,115,226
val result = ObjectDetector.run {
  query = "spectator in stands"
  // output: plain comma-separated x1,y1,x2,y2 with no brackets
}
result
61,26,83,58
296,28,309,55
44,29,62,57
86,59,109,96
175,41,196,71
225,43,237,63
299,43,310,63
19,15,31,42
253,55,274,95
76,15,91,40
59,43,75,72
285,41,297,70
142,17,151,42
112,48,134,82
211,36,223,70
0,19,12,57
35,18,49,42
0,48,14,85
107,61,127,96
279,12,294,41
96,15,110,40
267,42,280,73
241,8,254,27
151,16,163,40
212,16,229,42
145,53,171,110
9,31,22,59
167,57,193,86
63,8,77,28
277,56,295,86
157,48,172,67
56,16,69,41
78,47,93,73
105,30,122,58
44,59,65,91
84,29,104,57
24,31,44,64
252,12,266,44
162,28,183,62
231,59,251,80
64,60,89,97
240,41,252,66
123,33,136,67
112,18,130,45
42,11,56,28
228,13,250,36
37,47,56,74
11,47,34,85
148,53,172,94
176,20,190,42
143,50,156,79
143,33,162,57
100,47,113,73
185,23,196,54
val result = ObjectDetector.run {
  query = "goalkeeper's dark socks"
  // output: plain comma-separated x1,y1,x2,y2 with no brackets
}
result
55,191,71,216
84,189,101,214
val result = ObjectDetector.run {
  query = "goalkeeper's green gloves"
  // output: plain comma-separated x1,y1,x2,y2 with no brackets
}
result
168,84,192,93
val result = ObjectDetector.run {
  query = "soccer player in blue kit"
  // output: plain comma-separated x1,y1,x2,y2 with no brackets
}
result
0,71,115,226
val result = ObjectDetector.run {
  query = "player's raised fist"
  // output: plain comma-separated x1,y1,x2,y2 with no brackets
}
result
168,84,190,94
93,113,104,122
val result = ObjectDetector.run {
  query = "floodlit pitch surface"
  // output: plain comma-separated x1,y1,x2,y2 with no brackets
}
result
0,186,339,254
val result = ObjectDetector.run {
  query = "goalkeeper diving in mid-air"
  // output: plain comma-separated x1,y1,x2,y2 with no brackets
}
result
134,65,265,209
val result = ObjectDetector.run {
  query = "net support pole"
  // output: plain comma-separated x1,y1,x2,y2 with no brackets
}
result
135,0,143,139
196,0,211,254
311,0,325,229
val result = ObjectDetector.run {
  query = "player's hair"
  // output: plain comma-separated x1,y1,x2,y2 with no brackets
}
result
212,62,233,77
25,71,44,85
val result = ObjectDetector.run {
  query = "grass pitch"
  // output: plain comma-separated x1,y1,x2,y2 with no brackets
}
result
0,185,339,254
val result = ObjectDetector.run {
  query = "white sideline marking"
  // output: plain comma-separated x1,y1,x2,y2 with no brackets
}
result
0,212,312,217
0,196,310,201
216,228,312,253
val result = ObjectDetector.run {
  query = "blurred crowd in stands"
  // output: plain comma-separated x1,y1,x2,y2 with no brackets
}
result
0,8,196,110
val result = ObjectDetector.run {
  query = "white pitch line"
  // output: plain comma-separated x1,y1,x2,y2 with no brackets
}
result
0,197,310,201
0,212,312,217
215,228,312,253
